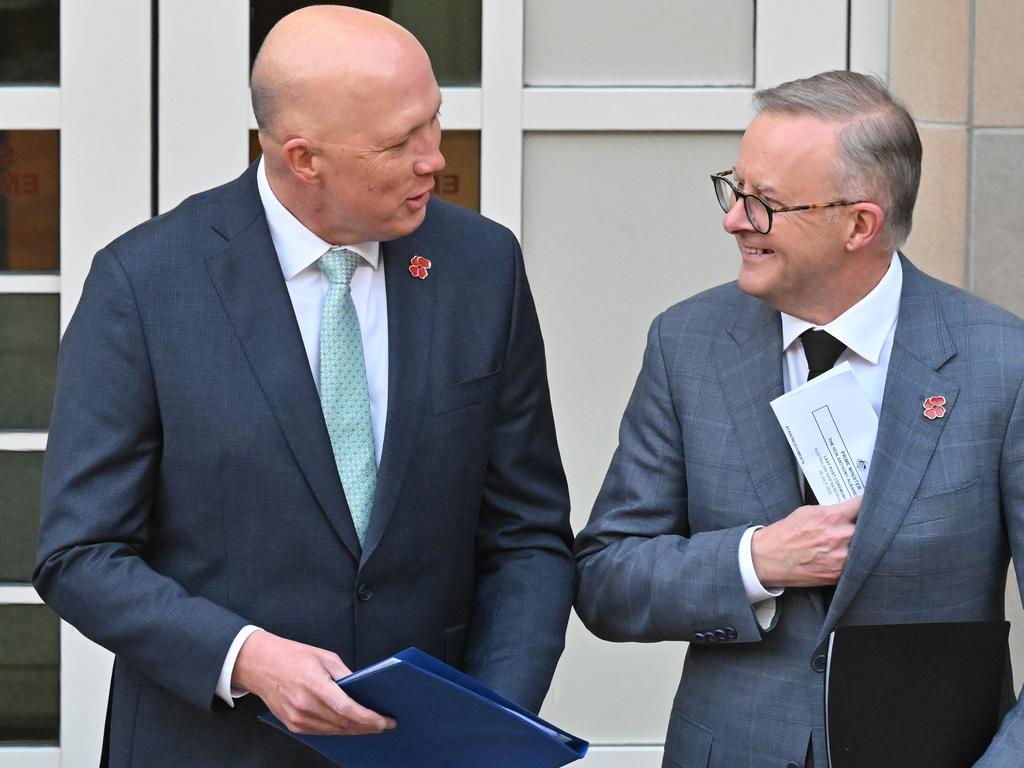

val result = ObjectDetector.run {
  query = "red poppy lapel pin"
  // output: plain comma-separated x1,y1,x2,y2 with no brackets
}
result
409,255,431,280
923,395,946,420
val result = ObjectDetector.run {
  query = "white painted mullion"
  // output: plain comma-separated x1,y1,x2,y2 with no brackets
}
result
59,623,114,768
479,0,524,238
0,432,47,451
850,0,891,80
60,0,152,331
0,275,60,293
0,747,60,768
159,0,249,214
0,585,43,604
438,87,482,131
755,0,848,89
0,89,60,129
56,3,152,767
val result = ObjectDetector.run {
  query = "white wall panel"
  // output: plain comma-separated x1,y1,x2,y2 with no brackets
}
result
525,0,754,86
525,132,744,745
755,0,848,88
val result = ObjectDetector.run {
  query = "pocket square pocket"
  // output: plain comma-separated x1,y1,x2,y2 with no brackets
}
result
432,370,500,415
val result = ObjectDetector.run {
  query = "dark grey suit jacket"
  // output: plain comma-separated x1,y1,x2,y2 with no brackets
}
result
575,256,1024,768
35,163,575,767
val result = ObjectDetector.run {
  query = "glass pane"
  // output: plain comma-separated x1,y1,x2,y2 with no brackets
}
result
0,294,59,429
525,0,754,86
249,1,481,85
0,130,60,271
435,130,479,212
248,128,480,212
0,451,44,583
0,0,59,85
0,605,60,744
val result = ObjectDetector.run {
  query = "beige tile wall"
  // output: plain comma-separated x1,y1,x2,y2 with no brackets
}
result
903,125,967,286
891,0,1024,691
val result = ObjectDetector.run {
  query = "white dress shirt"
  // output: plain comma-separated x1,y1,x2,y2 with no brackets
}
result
738,253,903,628
214,159,390,705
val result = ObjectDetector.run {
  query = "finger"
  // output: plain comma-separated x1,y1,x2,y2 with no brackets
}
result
316,651,350,682
317,677,395,731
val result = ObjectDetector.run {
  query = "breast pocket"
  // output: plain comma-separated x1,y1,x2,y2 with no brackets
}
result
432,370,500,415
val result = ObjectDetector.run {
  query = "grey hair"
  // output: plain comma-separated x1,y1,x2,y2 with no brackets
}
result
753,70,922,251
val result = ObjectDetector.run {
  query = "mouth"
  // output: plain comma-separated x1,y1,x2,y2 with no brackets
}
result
739,244,775,260
405,188,432,209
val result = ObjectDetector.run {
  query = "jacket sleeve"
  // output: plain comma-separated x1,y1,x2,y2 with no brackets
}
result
574,313,770,646
33,248,249,712
460,236,576,714
975,377,1024,766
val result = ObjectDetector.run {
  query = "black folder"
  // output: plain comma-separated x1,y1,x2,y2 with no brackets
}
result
260,647,589,768
824,621,1009,768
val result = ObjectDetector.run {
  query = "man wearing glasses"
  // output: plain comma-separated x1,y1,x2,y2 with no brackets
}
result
575,70,1024,767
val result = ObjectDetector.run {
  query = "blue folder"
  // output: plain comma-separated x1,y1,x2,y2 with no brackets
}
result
259,647,589,768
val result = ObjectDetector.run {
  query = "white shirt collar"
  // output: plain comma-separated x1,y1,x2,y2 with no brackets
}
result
256,157,380,279
780,252,902,365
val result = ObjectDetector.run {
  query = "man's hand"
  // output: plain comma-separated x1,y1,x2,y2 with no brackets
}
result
232,630,396,735
750,495,862,588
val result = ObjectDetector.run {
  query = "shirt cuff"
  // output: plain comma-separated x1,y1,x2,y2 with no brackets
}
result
738,526,784,629
215,625,262,707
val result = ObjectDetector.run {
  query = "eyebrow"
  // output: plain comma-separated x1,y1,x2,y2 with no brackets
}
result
734,170,777,197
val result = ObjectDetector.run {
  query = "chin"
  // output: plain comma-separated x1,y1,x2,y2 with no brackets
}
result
737,265,769,299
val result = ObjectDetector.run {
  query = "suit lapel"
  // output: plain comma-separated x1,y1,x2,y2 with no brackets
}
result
203,168,361,559
360,234,435,563
716,295,804,524
820,257,959,638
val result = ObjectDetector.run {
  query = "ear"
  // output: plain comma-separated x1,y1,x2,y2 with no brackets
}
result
844,202,885,252
282,137,318,184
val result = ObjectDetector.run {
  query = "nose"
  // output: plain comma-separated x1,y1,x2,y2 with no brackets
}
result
722,198,753,235
414,145,445,177
414,122,446,177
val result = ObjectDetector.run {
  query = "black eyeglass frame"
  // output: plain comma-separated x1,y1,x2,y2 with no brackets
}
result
710,169,864,234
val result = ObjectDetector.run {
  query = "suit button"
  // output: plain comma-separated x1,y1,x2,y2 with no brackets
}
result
357,583,373,602
725,626,737,640
693,632,705,642
811,654,827,673
714,629,727,641
787,762,802,768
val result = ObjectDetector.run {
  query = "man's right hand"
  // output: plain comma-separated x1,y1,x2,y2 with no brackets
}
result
750,495,862,588
232,630,396,735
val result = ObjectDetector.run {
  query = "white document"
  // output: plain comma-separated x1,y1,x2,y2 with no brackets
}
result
769,362,878,505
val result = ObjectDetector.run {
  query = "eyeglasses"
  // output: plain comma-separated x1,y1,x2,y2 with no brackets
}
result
710,169,864,234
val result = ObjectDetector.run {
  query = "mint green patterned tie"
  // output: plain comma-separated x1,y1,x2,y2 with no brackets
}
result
317,247,377,545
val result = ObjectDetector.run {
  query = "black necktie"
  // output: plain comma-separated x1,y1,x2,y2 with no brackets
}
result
799,329,847,506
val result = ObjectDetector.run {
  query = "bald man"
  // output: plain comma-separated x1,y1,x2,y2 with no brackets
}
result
34,7,575,767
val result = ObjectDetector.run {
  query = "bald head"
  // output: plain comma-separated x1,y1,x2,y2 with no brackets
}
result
248,5,444,245
251,5,428,140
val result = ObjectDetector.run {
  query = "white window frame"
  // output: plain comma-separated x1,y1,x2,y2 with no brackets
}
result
0,2,151,767
0,2,888,766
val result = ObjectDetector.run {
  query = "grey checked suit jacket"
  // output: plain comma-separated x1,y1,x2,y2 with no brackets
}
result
35,163,575,768
575,255,1024,768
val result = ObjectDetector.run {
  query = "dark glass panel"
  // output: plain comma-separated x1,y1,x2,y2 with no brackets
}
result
0,451,44,582
0,130,60,271
0,294,59,429
0,0,59,85
250,1,481,85
0,605,59,743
